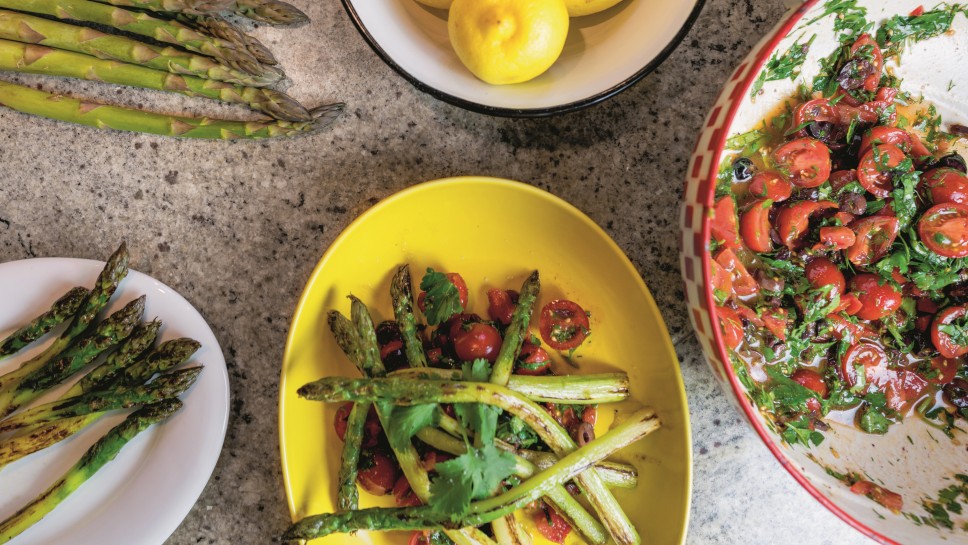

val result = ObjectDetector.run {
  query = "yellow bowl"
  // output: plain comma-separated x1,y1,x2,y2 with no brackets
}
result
279,177,692,545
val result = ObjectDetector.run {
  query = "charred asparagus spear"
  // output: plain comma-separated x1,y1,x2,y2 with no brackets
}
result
489,271,539,386
76,337,201,395
0,243,128,396
390,265,428,369
0,400,183,544
0,0,265,75
230,0,308,26
64,320,163,397
0,367,201,433
0,287,88,358
283,407,660,540
0,11,283,87
0,41,309,121
0,80,344,139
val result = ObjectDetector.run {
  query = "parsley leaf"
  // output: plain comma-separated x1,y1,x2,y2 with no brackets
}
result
387,403,442,448
752,35,817,99
891,167,920,230
939,315,968,347
876,6,968,58
454,359,502,444
419,268,464,325
859,405,891,434
782,415,826,447
429,444,516,519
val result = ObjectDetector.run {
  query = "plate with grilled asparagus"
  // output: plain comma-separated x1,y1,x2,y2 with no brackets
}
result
279,177,692,545
0,243,229,545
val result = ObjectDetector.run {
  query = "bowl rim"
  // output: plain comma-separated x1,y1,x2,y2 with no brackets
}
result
338,0,707,118
692,2,902,544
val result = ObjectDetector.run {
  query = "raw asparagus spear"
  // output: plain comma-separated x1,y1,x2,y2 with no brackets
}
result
0,287,88,358
390,265,427,368
0,41,309,121
0,367,201,433
0,243,128,395
300,377,643,545
0,296,145,418
174,13,277,66
0,80,344,139
283,407,660,540
0,0,264,75
0,399,183,544
0,10,283,87
64,320,163,397
230,0,308,26
490,271,539,386
88,0,232,13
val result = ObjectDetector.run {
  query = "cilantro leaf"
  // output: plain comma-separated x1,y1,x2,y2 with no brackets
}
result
454,359,501,444
387,403,441,448
419,268,464,325
429,444,516,519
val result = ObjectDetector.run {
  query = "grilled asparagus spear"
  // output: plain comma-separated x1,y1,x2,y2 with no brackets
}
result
0,287,88,358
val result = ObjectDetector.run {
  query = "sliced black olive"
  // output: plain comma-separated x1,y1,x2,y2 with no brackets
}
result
375,320,403,345
926,153,967,174
754,268,784,293
839,193,867,216
943,378,968,410
951,124,968,137
732,157,755,182
807,121,847,148
837,58,876,91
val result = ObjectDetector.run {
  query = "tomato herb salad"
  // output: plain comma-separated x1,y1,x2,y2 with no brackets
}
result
283,265,661,545
713,7,968,449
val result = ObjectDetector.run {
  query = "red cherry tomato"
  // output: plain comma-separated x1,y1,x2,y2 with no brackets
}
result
761,307,789,340
418,272,469,313
828,314,879,343
850,273,903,321
539,299,591,351
409,532,432,545
747,172,792,201
711,196,742,250
925,356,961,385
740,199,774,253
849,34,884,93
805,257,847,295
774,138,832,188
535,504,573,544
931,305,968,359
717,306,744,350
358,450,401,496
828,169,858,192
847,215,900,266
840,342,891,389
834,292,864,316
453,322,503,363
792,368,829,400
859,126,913,156
818,226,856,250
885,370,929,411
858,144,912,198
516,341,552,375
776,200,838,249
486,288,517,325
919,203,968,258
734,304,764,327
714,248,759,297
925,168,968,205
710,258,733,299
794,98,840,129
850,480,903,513
334,402,353,441
393,475,422,507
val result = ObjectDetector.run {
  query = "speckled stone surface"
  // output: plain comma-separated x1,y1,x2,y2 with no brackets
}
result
0,0,877,544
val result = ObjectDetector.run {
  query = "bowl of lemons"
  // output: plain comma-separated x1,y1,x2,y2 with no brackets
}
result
340,0,705,116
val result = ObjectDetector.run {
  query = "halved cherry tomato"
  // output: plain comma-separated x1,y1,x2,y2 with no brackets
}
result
453,322,503,363
714,248,759,297
535,504,572,544
885,370,929,411
850,273,902,321
774,138,832,188
711,196,742,250
849,35,884,93
486,288,518,325
805,257,847,295
734,304,764,327
925,168,968,205
818,226,856,250
334,402,353,441
924,356,961,385
717,306,744,350
859,126,913,156
710,258,733,299
747,172,793,201
393,475,422,507
409,532,432,545
740,199,774,253
828,314,878,343
834,293,864,315
539,299,590,351
847,216,899,266
931,305,968,359
447,313,482,341
850,480,903,513
919,203,968,258
776,200,838,249
516,341,552,375
840,342,891,388
792,368,829,398
417,272,469,313
794,98,840,129
358,450,401,496
761,307,789,340
858,144,912,198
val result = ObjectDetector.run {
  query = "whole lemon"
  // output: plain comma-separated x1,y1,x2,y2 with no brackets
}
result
413,0,452,9
448,0,569,85
563,0,628,17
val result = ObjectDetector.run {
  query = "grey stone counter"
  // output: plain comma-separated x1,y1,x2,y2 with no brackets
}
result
0,0,874,543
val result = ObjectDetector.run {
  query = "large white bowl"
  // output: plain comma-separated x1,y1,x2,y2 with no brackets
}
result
339,0,704,116
681,2,968,544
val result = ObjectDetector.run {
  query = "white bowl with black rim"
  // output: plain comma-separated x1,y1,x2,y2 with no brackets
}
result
339,0,704,117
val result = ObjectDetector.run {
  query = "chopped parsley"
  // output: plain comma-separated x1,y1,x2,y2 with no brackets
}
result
752,34,817,99
876,5,968,58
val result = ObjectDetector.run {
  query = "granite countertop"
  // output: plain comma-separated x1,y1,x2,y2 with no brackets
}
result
0,0,876,543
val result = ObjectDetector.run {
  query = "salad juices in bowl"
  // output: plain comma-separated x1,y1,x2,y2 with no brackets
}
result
682,1,968,543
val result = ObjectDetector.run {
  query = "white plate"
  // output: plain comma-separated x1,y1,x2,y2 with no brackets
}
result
0,258,229,545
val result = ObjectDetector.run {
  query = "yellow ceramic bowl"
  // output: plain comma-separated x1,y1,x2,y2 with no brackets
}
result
279,177,692,545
